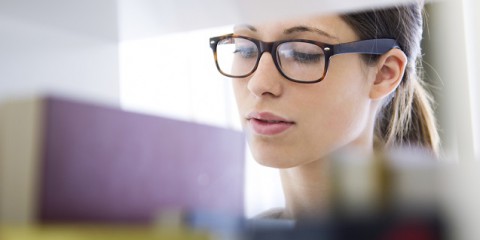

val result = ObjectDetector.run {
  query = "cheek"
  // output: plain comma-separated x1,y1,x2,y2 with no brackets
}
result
296,58,373,156
301,94,370,154
232,79,248,112
318,95,370,139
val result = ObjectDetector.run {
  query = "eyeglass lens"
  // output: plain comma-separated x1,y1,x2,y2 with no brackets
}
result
216,37,326,82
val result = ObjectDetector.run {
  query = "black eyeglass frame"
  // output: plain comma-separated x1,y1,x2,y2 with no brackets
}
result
209,33,400,83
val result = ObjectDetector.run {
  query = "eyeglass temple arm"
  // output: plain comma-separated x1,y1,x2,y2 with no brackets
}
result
333,39,400,55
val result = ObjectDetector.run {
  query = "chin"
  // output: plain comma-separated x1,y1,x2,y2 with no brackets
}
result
250,147,304,169
246,132,322,169
254,158,297,169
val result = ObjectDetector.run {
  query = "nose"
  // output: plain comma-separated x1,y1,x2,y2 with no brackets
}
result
246,53,283,98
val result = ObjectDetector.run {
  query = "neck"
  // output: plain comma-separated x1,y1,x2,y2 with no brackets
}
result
279,158,330,219
279,145,374,220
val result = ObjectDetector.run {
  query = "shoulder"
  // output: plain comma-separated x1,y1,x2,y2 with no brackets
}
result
248,208,295,229
253,207,285,219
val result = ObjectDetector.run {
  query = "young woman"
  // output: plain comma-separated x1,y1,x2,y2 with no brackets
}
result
209,2,439,219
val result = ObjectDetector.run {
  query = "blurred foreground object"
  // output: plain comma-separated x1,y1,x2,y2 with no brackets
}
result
118,0,420,39
0,95,245,225
242,149,480,239
327,149,445,239
0,224,209,240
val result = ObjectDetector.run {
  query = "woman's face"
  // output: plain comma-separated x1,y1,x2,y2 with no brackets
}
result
233,15,378,168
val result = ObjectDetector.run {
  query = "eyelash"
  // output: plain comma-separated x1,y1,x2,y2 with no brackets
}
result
234,47,257,58
291,51,322,63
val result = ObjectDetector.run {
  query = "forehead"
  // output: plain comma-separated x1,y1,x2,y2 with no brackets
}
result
234,14,358,43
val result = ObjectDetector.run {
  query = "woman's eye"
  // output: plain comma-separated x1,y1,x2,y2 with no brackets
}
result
234,47,257,58
291,51,323,64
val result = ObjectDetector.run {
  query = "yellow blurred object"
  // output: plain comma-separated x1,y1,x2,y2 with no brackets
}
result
0,224,210,240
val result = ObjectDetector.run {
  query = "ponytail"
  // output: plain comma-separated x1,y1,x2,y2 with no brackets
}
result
378,59,440,155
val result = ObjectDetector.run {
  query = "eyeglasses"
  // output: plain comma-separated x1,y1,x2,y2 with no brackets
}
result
209,34,400,83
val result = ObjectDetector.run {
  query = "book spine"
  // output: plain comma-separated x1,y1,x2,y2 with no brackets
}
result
0,97,45,225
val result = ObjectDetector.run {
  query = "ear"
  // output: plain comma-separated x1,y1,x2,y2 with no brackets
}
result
369,49,408,100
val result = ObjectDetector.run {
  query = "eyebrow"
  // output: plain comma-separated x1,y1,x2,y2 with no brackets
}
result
233,24,338,40
284,25,338,40
233,24,257,32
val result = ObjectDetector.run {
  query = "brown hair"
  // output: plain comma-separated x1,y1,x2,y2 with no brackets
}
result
341,2,440,156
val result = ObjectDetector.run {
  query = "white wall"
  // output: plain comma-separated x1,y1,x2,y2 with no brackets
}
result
0,0,120,104
464,0,480,159
427,0,477,162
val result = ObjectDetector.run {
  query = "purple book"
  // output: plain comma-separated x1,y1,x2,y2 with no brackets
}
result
0,96,245,224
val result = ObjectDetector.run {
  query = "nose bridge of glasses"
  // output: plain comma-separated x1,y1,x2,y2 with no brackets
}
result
257,41,275,55
254,41,287,79
256,41,280,68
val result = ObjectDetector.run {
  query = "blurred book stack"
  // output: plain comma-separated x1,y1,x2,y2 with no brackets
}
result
0,95,245,239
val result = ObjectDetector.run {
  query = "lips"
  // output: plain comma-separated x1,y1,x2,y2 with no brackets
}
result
246,112,295,135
